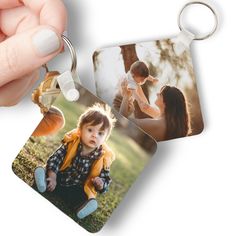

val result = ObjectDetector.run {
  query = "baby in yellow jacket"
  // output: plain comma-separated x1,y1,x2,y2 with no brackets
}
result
34,103,116,219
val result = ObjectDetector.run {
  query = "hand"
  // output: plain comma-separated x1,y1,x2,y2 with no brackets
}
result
0,0,67,106
152,78,159,85
47,176,57,192
121,80,132,97
147,76,158,85
92,177,104,191
113,94,122,110
47,170,57,192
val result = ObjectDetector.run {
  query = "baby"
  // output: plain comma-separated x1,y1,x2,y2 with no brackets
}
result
113,60,158,113
122,60,157,91
34,103,116,219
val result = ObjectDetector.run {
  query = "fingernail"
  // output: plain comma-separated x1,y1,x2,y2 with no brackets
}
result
32,29,60,57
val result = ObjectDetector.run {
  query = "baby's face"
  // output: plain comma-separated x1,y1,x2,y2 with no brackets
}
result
132,74,147,85
81,122,108,149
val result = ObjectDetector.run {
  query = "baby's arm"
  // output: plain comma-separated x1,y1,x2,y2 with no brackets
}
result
133,87,160,118
46,144,67,191
146,75,159,85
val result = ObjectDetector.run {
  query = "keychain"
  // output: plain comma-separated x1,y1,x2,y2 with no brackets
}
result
12,1,219,233
12,35,157,232
93,1,219,142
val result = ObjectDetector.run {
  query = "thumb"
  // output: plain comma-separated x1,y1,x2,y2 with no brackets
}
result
0,25,63,87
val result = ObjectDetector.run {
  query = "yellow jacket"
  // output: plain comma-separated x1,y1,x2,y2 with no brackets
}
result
59,128,115,199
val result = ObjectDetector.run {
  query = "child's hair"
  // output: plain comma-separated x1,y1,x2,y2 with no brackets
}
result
130,61,149,79
78,103,116,139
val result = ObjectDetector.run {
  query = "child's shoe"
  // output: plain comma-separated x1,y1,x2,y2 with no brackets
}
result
34,167,47,193
76,198,98,219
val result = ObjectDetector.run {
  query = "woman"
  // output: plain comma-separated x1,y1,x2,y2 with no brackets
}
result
120,84,191,141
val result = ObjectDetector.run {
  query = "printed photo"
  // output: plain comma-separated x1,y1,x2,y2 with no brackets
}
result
93,38,204,141
12,85,156,233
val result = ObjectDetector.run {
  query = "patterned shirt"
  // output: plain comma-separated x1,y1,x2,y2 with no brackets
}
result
46,143,111,193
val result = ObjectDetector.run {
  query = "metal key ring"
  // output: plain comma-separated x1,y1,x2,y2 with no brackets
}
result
178,1,219,40
43,35,77,75
61,35,77,76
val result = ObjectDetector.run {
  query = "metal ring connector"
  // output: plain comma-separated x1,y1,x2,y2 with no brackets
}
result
43,35,77,75
178,1,219,40
61,35,77,76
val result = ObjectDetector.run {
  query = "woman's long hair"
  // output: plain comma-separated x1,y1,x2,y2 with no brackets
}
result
161,86,191,140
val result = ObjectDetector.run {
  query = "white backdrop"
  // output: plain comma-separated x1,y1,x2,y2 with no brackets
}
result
1,0,236,235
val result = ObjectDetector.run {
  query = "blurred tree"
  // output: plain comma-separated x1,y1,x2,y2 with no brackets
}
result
156,39,194,86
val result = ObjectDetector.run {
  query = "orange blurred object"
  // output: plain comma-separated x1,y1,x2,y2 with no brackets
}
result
32,106,65,137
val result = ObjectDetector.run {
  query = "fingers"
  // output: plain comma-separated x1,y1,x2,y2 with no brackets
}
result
0,30,6,42
46,178,56,192
23,0,67,33
93,177,104,190
0,25,63,87
1,1,67,36
0,70,39,106
0,6,39,36
0,0,22,9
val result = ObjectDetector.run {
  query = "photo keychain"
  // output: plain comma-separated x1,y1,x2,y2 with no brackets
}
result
93,1,219,142
12,35,157,232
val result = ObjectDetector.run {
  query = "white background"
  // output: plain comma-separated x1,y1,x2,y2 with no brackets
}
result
1,0,236,235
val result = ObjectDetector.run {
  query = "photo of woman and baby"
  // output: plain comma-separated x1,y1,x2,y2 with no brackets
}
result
93,39,204,141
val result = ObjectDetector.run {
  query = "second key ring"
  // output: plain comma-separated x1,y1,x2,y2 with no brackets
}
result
178,1,219,40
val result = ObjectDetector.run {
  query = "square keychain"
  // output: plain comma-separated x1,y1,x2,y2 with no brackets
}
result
12,36,157,232
93,1,218,142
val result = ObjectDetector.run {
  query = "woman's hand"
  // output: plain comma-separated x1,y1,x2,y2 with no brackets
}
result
121,80,132,98
0,0,67,106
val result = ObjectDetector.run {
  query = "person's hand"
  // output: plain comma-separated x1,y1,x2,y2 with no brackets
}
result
121,80,132,97
92,177,104,191
46,170,57,192
47,176,57,192
0,0,67,106
147,75,158,85
151,78,159,85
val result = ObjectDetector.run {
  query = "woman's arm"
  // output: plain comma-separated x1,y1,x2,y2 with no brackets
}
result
119,83,134,117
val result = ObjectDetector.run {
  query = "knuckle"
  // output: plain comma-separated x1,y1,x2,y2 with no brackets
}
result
2,45,19,76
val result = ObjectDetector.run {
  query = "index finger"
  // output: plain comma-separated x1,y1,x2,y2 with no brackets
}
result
22,0,67,33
